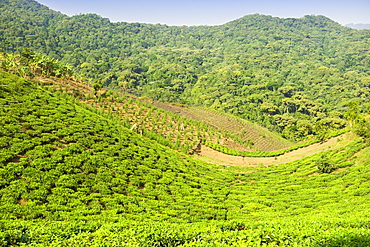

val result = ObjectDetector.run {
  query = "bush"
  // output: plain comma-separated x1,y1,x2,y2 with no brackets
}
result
316,155,335,173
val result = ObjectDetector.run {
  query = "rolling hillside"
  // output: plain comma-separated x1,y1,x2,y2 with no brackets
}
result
188,107,293,151
1,68,370,246
0,50,295,154
1,0,370,245
1,0,369,142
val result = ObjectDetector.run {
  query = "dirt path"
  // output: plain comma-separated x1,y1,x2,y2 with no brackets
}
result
196,135,343,167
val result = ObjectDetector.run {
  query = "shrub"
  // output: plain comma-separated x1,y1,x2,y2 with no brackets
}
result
316,155,335,173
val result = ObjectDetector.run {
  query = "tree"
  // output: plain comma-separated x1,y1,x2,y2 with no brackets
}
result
93,80,103,93
344,101,362,127
314,121,329,142
266,81,280,91
355,118,370,142
316,154,334,173
353,104,370,142
278,86,295,97
117,70,140,91
361,76,370,88
260,102,280,115
296,120,313,136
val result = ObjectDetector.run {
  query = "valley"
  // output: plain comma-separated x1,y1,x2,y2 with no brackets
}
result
0,0,370,246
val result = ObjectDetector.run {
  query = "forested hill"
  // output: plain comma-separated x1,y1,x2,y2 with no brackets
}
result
2,1,370,245
1,0,370,140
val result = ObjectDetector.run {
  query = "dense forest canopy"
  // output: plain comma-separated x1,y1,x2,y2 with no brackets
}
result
2,1,370,245
1,0,370,140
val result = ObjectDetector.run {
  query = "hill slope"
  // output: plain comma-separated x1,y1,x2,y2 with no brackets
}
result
0,70,232,221
0,50,298,159
189,107,292,151
1,0,369,141
197,134,342,166
1,1,370,245
1,70,370,245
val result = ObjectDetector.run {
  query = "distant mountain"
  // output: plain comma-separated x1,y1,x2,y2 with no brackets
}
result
345,23,370,30
1,1,370,246
1,0,370,141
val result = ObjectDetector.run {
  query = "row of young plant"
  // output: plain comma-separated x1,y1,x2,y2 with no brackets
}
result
189,107,293,151
0,50,252,157
2,70,370,245
86,94,217,154
1,134,369,243
1,50,293,155
42,75,369,160
2,216,370,246
2,69,363,222
202,128,349,157
53,80,254,155
0,71,240,223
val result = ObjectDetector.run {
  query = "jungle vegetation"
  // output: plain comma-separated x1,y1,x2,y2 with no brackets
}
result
1,0,370,141
1,0,370,246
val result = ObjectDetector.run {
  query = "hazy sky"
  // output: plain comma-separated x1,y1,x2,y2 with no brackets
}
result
37,0,370,26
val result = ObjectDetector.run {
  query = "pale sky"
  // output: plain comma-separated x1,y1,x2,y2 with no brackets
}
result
37,0,370,26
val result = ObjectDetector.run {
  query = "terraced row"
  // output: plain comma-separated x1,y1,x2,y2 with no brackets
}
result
189,107,293,151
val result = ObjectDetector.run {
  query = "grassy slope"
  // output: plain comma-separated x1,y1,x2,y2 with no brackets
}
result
1,71,370,246
36,70,350,163
189,107,293,151
37,73,293,153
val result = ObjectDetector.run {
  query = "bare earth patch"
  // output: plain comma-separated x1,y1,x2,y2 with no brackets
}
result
196,136,342,167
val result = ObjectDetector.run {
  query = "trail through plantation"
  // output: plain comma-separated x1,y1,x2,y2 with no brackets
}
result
196,135,342,167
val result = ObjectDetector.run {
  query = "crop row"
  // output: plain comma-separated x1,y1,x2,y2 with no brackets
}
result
203,128,349,157
189,107,293,151
51,80,256,154
2,70,370,246
2,216,370,246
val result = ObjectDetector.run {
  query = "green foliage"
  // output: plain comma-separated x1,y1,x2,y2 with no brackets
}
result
1,71,370,245
203,128,348,157
316,154,335,173
1,2,370,245
0,49,75,79
345,101,362,126
355,119,370,141
92,80,103,92
189,107,293,151
2,218,370,246
1,1,369,140
351,102,370,142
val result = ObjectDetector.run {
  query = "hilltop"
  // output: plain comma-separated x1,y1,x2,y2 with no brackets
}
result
1,0,370,245
1,0,370,142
